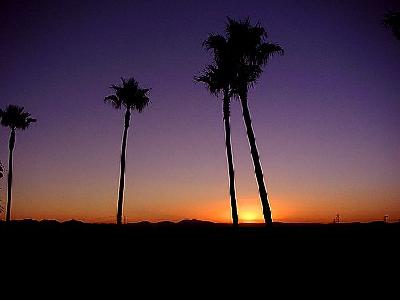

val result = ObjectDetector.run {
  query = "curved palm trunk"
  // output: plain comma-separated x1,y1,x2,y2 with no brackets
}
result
116,108,131,225
223,91,239,226
239,91,273,226
6,129,15,222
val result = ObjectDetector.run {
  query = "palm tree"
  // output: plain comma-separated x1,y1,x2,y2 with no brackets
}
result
227,18,284,226
196,34,239,226
383,11,400,40
0,161,4,214
104,77,150,225
0,105,36,222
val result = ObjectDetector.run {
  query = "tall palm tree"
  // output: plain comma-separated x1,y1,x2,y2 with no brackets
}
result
383,11,400,40
104,77,150,225
227,18,284,226
196,34,239,226
0,105,36,222
0,161,4,214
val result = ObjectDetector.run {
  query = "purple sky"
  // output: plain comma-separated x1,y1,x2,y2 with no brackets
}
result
0,0,399,222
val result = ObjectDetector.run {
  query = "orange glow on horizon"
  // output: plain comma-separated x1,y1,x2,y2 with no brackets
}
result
2,193,399,224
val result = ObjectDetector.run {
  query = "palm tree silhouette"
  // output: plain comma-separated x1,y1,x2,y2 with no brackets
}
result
383,11,400,40
196,33,239,226
227,18,284,226
104,77,150,225
0,161,4,214
0,105,36,222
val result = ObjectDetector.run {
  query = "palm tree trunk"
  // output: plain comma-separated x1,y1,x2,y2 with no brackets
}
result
116,108,131,225
240,91,273,226
6,129,15,222
223,91,239,226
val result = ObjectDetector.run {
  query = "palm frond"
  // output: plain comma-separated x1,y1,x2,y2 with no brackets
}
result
196,64,229,96
203,34,227,51
255,42,284,65
203,33,229,65
133,88,150,113
104,95,122,109
19,116,36,130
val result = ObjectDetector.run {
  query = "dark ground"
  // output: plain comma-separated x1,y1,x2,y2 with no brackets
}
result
1,220,398,292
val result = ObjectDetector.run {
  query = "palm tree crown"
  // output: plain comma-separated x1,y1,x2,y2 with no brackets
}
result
197,18,284,98
0,105,37,130
226,17,284,95
196,34,235,96
104,77,150,112
383,11,400,40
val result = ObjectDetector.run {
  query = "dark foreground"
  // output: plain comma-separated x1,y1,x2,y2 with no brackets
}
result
1,220,399,289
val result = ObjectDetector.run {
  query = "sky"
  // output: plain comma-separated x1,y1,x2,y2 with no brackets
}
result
0,0,399,223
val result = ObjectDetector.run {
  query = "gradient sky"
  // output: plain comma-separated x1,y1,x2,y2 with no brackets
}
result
0,0,399,223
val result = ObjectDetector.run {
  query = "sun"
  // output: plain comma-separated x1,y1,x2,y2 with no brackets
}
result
241,211,259,223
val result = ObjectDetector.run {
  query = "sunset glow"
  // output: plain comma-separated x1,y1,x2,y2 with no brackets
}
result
240,211,260,223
